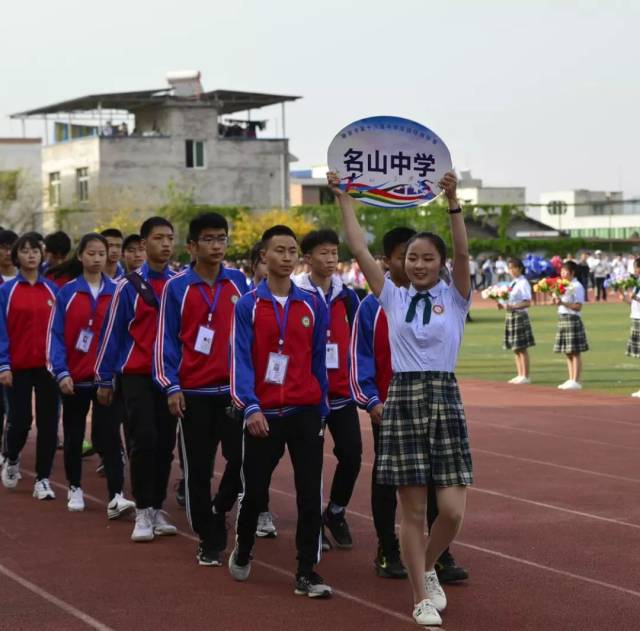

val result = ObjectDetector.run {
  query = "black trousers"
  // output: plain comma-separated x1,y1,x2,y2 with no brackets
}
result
62,387,124,500
325,402,362,508
120,374,177,509
179,393,242,544
0,385,7,456
595,277,607,301
237,409,324,573
5,368,59,480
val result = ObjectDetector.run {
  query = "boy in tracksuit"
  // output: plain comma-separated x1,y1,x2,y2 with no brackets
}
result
95,217,178,543
350,227,469,584
295,229,362,550
154,212,248,566
229,225,332,598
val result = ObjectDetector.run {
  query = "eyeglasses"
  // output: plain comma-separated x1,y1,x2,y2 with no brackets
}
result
197,236,229,245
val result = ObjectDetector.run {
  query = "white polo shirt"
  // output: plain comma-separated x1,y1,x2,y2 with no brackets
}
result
507,276,532,313
378,278,471,373
558,279,585,317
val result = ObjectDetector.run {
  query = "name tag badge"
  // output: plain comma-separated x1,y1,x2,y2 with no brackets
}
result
265,352,289,385
194,325,215,355
75,329,94,353
326,342,339,369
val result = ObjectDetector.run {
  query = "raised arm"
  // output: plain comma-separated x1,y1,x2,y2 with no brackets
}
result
440,172,471,299
327,172,385,297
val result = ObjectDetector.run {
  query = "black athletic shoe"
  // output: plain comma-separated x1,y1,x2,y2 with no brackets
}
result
197,542,222,567
374,547,407,579
211,511,228,552
294,572,332,598
435,550,469,583
321,530,332,552
323,509,353,549
175,478,186,508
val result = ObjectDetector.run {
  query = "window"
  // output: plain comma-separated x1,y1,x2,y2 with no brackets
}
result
49,172,61,207
0,171,18,201
76,168,89,202
185,140,205,168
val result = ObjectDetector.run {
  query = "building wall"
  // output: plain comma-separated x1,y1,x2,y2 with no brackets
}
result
458,186,526,206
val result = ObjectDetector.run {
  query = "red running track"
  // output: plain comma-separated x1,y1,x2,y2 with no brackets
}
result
1,379,640,630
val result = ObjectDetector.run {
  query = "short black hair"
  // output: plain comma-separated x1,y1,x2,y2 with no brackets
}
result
634,257,640,269
100,228,124,240
188,212,229,242
122,234,142,251
406,231,447,266
561,260,578,275
261,224,297,245
11,232,44,267
44,231,72,257
508,257,525,273
250,240,264,268
140,217,174,240
300,229,339,255
382,227,417,258
0,229,19,247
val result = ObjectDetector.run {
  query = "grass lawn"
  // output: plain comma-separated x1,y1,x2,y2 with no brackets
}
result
458,301,640,396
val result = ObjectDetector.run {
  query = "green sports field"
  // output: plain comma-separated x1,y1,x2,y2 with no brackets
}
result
457,301,640,396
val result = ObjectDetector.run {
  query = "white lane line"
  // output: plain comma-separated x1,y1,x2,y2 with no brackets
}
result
0,562,114,631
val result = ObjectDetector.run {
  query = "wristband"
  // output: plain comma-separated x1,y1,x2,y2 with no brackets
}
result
447,207,462,214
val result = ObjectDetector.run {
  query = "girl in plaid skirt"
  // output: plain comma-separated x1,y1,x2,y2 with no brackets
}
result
499,257,535,384
329,170,471,627
553,260,588,390
621,257,640,397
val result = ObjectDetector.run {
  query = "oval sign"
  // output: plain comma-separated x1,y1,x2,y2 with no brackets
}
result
327,115,452,208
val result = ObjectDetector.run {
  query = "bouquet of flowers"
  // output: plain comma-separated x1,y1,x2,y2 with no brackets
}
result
533,277,571,296
481,284,511,301
604,274,640,292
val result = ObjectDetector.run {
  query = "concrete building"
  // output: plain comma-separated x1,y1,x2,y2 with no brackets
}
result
457,170,526,207
538,190,640,239
0,138,42,230
11,71,300,232
290,165,333,206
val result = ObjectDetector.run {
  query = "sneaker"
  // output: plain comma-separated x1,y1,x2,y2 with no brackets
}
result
512,376,531,385
228,545,252,581
631,390,640,398
67,486,85,512
435,550,469,584
152,509,177,536
374,547,407,579
81,440,95,458
96,462,105,477
1,460,19,489
507,376,521,384
412,599,442,626
294,571,332,598
557,380,571,389
131,508,155,542
211,511,228,551
33,478,56,500
256,511,277,538
197,541,222,567
175,478,186,508
321,530,332,551
424,569,447,612
107,493,136,520
562,380,582,391
323,509,353,549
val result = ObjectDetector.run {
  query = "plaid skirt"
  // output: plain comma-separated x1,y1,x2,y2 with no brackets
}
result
376,372,473,487
503,310,535,350
626,319,640,358
553,314,589,354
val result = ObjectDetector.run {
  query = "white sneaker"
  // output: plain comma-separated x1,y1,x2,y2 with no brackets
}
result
33,479,56,500
131,508,155,542
152,509,177,536
562,380,582,390
1,461,20,489
557,380,571,389
67,486,85,512
412,599,442,626
424,569,447,612
507,376,520,384
630,390,640,398
256,511,278,538
107,493,135,520
510,376,531,385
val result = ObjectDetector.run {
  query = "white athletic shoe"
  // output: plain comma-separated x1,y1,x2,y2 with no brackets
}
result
33,478,56,500
507,376,520,384
107,493,136,520
256,511,278,538
557,380,571,389
131,508,155,542
1,461,20,489
152,509,177,536
67,486,85,511
424,569,447,612
412,599,442,626
562,380,582,390
510,376,531,385
630,390,640,398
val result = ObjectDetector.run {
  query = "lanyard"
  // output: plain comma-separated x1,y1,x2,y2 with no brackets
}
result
197,282,223,324
270,294,291,352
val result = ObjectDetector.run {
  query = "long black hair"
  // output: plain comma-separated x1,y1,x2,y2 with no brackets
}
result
47,233,108,281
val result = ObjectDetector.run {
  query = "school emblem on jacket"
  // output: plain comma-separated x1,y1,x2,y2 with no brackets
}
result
47,300,53,307
432,304,444,315
301,315,311,328
231,294,239,304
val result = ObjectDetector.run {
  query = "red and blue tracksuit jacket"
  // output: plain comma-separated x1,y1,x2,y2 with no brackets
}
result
153,265,249,396
0,274,58,373
95,262,175,387
231,279,329,420
47,274,116,388
349,292,392,412
294,273,360,410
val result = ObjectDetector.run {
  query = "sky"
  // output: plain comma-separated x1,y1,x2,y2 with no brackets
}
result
1,0,639,202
